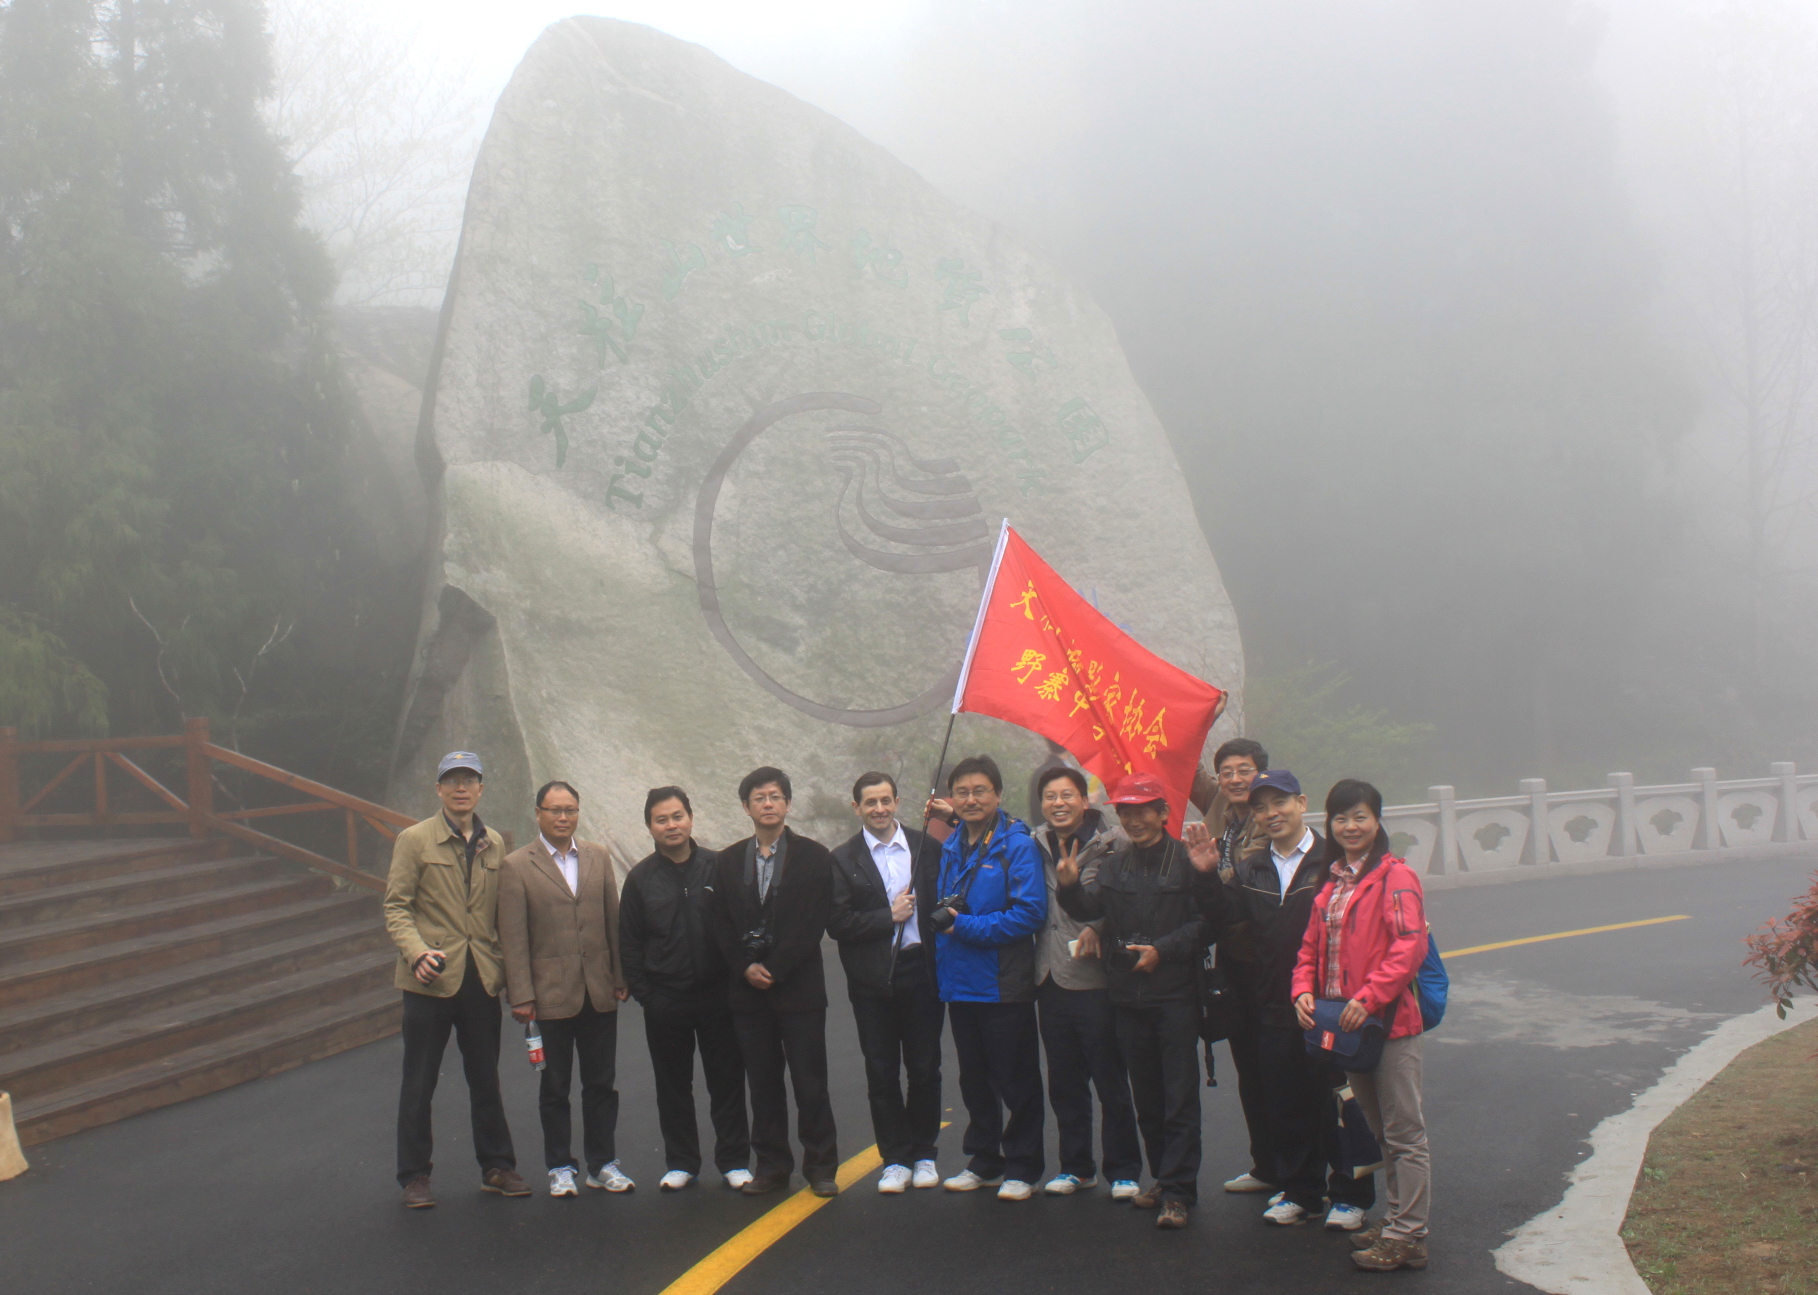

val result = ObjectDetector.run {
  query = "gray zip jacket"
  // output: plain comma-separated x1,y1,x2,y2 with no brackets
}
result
1030,808,1128,991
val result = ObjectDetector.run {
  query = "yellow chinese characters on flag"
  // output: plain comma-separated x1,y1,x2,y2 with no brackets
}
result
953,525,1225,833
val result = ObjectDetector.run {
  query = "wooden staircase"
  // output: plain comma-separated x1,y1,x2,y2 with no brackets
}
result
0,837,399,1145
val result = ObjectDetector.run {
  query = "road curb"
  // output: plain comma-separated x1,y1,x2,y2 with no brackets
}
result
1492,999,1809,1294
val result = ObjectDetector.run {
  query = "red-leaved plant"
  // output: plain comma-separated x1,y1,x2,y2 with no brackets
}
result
1744,870,1818,1018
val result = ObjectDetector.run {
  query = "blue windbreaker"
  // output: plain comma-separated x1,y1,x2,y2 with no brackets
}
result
932,811,1047,1003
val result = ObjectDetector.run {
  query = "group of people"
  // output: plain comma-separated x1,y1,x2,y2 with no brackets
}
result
382,739,1433,1274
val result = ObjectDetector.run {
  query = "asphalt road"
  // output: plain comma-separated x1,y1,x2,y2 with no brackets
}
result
4,850,1813,1295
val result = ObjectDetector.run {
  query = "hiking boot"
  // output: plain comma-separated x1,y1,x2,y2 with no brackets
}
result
1132,1187,1163,1210
481,1168,531,1197
1157,1201,1190,1229
402,1176,435,1209
1352,1236,1428,1271
1351,1222,1385,1251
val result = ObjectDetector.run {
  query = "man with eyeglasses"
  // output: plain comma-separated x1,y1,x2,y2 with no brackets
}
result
707,767,840,1197
498,780,632,1197
1191,737,1278,1195
384,751,528,1208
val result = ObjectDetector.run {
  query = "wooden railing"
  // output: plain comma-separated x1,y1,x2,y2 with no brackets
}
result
0,718,409,893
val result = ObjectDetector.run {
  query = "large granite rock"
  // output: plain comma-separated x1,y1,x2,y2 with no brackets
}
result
388,17,1245,859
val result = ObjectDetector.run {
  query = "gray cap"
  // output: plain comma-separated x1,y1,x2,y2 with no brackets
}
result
437,751,483,779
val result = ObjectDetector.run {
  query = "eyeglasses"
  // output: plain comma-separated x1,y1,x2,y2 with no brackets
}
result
441,775,481,789
748,793,788,806
538,805,580,817
1216,766,1257,782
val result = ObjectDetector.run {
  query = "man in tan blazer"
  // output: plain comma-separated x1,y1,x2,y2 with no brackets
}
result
498,779,630,1198
383,750,528,1209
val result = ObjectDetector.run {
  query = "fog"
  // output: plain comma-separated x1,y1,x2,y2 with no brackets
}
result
10,0,1818,807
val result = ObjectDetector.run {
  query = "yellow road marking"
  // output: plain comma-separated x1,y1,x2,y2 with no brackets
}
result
1447,915,1691,958
659,1122,951,1295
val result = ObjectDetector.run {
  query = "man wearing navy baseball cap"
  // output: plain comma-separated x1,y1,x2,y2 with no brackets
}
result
1054,771,1229,1230
383,750,528,1208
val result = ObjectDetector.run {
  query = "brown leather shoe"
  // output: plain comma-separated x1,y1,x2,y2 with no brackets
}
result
402,1176,435,1209
1351,1222,1384,1251
481,1168,532,1197
1352,1236,1428,1271
1132,1187,1163,1209
810,1180,839,1198
741,1173,790,1196
1156,1201,1189,1229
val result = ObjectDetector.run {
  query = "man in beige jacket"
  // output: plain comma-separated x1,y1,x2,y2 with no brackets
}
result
498,780,630,1198
384,750,527,1208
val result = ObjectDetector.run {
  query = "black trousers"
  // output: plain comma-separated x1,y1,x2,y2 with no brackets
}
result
1256,1025,1377,1211
1037,979,1141,1182
948,999,1045,1183
537,996,620,1174
1115,998,1203,1205
644,999,750,1174
396,956,516,1186
1225,1024,1273,1182
850,944,946,1167
734,1006,838,1183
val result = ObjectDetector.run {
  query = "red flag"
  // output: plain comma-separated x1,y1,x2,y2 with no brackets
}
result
953,524,1225,834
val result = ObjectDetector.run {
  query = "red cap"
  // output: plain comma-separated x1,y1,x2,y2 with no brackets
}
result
1109,772,1169,805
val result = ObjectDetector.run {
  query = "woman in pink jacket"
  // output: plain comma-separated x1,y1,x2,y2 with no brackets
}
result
1292,778,1430,1272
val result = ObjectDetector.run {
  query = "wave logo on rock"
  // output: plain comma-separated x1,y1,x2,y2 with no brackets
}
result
693,392,992,727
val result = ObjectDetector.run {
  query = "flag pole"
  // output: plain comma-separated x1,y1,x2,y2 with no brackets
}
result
926,520,1012,827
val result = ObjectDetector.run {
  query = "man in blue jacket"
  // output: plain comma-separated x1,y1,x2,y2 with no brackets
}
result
924,754,1048,1201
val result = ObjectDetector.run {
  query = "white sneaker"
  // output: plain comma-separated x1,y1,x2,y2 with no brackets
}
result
1325,1203,1367,1231
659,1170,695,1192
1043,1173,1098,1195
878,1164,912,1194
1110,1180,1140,1201
997,1179,1034,1201
911,1160,939,1189
943,1169,1004,1191
1224,1171,1274,1193
586,1161,634,1192
549,1166,578,1197
1263,1198,1310,1226
723,1168,753,1190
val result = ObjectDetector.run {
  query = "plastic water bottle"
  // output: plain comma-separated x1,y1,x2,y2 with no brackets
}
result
525,1022,545,1071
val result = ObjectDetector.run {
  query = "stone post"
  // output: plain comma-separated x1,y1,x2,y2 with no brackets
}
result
1692,768,1720,850
1608,772,1637,858
185,716,213,839
1771,762,1799,843
1429,785,1457,875
1521,778,1552,865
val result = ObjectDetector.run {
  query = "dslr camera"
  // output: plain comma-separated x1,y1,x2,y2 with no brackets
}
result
741,927,773,963
1113,933,1155,971
930,892,968,933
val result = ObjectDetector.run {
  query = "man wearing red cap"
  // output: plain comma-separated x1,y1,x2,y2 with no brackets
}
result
1054,772,1227,1229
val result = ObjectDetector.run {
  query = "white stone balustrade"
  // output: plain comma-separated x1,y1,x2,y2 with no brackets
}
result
1299,764,1818,876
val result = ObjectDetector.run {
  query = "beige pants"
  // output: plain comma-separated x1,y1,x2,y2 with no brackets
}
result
1348,1034,1430,1239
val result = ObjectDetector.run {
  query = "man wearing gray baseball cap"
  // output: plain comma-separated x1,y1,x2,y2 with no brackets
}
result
383,750,529,1207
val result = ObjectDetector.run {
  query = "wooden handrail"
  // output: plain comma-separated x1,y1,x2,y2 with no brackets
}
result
203,744,413,830
107,752,188,812
203,814,385,892
14,735,187,754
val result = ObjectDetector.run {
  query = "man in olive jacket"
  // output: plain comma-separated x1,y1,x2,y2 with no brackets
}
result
498,779,630,1197
382,751,527,1208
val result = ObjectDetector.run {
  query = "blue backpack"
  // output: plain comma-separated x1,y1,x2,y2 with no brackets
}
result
1417,930,1449,1031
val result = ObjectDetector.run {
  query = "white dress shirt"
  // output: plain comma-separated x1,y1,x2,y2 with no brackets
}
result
540,834,580,896
865,823,920,949
1270,827,1315,899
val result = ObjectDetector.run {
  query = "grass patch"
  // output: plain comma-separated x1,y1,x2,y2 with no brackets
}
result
1622,1015,1818,1294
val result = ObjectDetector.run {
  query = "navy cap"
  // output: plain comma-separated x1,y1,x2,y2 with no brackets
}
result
1249,769,1302,798
437,751,483,779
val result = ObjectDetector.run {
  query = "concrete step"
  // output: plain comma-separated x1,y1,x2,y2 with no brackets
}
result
0,838,224,898
0,951,394,1100
0,892,378,1008
12,986,401,1146
0,856,282,931
0,874,329,967
0,918,390,1054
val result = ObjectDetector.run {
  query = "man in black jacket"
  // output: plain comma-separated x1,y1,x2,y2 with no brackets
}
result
707,767,840,1197
1056,772,1223,1230
1212,769,1375,1229
828,771,944,1194
619,786,751,1193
